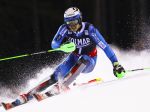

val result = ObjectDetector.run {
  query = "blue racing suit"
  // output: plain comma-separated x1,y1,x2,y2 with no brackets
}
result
51,22,118,81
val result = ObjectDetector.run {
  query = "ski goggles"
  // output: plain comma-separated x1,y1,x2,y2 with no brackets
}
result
66,19,79,26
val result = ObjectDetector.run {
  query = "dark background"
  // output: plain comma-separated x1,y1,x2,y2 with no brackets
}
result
0,0,150,94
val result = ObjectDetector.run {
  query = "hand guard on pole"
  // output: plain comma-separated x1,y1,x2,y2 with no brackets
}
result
59,41,76,53
113,62,125,78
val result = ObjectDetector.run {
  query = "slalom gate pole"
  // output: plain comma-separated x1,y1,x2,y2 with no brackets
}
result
0,42,75,62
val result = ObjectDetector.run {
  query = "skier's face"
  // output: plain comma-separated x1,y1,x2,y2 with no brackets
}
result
66,20,81,32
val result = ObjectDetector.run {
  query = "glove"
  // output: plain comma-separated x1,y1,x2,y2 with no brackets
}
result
113,62,125,78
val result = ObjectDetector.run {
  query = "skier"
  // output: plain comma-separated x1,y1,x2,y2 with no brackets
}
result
27,6,126,98
2,7,125,109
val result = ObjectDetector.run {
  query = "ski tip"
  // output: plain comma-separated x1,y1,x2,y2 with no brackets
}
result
73,77,103,86
95,77,103,82
88,77,103,83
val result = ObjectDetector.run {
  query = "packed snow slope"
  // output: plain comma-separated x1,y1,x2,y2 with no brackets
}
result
0,46,150,112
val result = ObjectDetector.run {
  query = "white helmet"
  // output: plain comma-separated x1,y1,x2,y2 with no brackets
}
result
64,7,82,24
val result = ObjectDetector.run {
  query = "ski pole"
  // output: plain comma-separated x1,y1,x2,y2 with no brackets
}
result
0,42,76,61
116,67,150,78
126,67,150,73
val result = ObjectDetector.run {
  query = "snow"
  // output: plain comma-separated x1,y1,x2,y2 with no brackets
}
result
0,46,150,112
